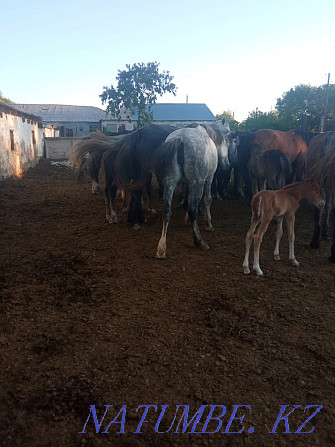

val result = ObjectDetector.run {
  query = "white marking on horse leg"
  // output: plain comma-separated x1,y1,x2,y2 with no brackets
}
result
243,229,254,274
253,219,270,276
273,216,283,260
287,215,299,266
92,181,100,194
156,183,175,259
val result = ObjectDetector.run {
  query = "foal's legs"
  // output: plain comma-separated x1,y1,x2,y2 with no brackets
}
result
253,218,271,275
243,218,259,274
286,214,299,266
273,216,284,260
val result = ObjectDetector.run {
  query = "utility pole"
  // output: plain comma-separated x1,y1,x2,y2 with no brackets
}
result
320,73,330,132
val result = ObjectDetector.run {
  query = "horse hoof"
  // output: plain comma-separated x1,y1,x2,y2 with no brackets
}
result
205,226,215,232
155,252,166,259
290,259,299,266
274,255,281,261
198,241,210,250
132,224,141,230
107,216,118,224
243,268,250,274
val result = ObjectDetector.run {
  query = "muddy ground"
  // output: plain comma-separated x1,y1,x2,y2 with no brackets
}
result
1,159,334,447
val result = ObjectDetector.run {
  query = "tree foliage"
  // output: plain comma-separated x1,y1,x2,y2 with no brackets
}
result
100,62,177,128
0,90,14,105
238,109,281,131
275,83,335,131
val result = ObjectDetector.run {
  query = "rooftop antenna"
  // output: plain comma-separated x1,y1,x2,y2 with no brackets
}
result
186,94,188,104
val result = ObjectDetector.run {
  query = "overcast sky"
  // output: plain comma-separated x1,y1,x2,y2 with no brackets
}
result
1,0,334,121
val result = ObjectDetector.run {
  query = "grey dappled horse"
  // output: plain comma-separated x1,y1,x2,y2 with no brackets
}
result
153,122,233,258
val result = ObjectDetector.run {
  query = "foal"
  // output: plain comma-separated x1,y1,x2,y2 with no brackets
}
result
243,178,325,276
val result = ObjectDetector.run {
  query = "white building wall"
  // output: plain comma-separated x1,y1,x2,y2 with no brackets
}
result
44,137,81,159
0,108,54,179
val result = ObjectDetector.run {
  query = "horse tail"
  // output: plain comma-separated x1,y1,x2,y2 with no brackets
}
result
69,131,115,182
113,132,143,188
151,138,184,182
251,193,264,221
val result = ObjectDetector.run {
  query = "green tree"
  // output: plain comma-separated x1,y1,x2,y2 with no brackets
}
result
275,83,335,131
239,109,281,131
215,110,239,130
0,90,14,104
100,62,177,128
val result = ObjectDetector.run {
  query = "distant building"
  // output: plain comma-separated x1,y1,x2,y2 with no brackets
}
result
132,103,216,127
0,102,56,179
10,104,123,137
11,103,217,136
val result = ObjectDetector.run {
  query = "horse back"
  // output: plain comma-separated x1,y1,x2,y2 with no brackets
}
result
253,129,307,162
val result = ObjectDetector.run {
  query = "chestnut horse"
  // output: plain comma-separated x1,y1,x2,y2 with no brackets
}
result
306,131,335,262
243,178,325,276
251,129,316,183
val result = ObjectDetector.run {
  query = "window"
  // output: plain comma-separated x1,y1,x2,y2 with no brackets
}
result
10,130,14,151
32,130,36,145
65,128,74,137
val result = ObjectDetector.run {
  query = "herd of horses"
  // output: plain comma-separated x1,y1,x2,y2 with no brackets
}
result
69,121,335,274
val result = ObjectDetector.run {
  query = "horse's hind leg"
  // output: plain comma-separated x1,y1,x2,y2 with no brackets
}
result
144,173,157,215
321,192,332,239
203,178,214,231
310,206,323,249
188,184,209,249
156,182,176,259
104,183,118,224
253,218,271,275
286,214,299,266
273,216,284,260
103,157,118,223
243,218,259,274
128,190,146,229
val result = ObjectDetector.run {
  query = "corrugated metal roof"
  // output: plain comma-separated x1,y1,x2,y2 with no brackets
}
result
10,104,112,123
133,103,216,121
10,103,216,123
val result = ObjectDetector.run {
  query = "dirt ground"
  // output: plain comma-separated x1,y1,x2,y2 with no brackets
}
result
1,159,334,447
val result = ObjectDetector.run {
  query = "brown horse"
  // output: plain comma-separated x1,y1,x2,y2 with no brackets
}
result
251,129,314,182
306,131,335,262
243,178,325,276
248,144,292,195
